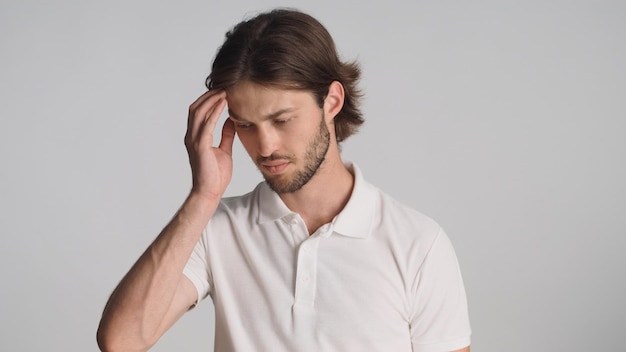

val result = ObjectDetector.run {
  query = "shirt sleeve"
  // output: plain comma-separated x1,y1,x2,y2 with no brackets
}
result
182,226,212,306
409,228,471,352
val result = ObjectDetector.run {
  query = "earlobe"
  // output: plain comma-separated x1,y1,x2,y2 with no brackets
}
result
324,81,345,122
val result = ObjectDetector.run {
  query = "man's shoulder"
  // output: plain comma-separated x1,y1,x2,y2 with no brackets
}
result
202,184,265,233
368,182,443,240
346,164,443,241
355,181,447,269
364,179,436,222
216,183,265,216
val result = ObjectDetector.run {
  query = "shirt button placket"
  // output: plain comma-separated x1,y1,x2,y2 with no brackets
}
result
294,236,319,308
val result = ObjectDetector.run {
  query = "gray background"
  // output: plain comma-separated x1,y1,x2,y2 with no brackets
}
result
1,0,624,351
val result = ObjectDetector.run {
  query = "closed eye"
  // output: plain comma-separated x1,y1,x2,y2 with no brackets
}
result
229,116,253,129
274,118,290,125
235,122,252,129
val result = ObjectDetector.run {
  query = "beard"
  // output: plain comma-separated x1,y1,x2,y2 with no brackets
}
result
259,116,330,194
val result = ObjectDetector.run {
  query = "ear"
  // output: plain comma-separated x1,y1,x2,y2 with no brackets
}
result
323,81,345,123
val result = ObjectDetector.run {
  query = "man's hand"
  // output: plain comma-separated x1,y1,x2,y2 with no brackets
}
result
185,89,236,199
97,90,237,352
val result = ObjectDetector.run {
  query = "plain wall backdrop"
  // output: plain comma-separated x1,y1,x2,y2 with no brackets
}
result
1,0,624,351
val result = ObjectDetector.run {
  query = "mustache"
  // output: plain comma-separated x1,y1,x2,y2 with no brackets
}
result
257,154,295,164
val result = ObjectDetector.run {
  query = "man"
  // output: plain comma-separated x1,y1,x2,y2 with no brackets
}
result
97,9,471,352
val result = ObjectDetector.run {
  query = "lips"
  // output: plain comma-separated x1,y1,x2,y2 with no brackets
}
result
261,161,290,175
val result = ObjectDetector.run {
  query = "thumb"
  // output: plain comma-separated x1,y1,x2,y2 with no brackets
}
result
218,119,236,156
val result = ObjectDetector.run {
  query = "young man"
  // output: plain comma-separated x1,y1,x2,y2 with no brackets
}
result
97,9,471,352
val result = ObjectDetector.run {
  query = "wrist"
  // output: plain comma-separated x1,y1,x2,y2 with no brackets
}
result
187,188,223,209
188,187,224,202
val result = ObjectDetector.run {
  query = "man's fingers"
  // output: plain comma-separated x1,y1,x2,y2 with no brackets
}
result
187,91,227,145
187,90,226,139
188,89,224,112
187,90,216,129
203,98,227,137
218,119,236,156
193,97,226,151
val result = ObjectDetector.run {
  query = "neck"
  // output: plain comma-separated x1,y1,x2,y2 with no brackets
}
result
278,149,354,235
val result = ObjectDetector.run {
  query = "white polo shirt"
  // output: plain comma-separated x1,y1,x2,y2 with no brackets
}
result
184,164,471,352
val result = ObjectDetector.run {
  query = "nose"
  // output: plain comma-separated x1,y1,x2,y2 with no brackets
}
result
257,125,280,158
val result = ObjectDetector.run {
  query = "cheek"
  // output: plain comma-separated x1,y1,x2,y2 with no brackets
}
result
236,132,257,154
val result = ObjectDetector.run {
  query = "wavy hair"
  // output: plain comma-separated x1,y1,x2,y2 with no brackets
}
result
206,9,364,143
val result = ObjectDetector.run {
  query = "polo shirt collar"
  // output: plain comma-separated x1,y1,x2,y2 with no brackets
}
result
257,182,292,224
256,163,377,239
331,163,376,239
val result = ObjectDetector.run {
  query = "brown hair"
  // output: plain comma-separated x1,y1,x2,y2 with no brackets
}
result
206,9,364,143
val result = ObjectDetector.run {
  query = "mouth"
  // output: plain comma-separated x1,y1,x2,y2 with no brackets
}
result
260,160,290,175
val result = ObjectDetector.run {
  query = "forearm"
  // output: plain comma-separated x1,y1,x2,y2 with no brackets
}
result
97,191,219,351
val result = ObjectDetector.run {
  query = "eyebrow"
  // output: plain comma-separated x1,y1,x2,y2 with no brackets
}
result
228,108,295,122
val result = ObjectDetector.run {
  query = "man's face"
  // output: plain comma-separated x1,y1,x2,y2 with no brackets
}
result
226,81,331,193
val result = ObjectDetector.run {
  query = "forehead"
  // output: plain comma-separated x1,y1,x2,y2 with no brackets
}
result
225,81,317,120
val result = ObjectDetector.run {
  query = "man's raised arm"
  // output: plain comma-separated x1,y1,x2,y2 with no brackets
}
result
96,90,234,352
